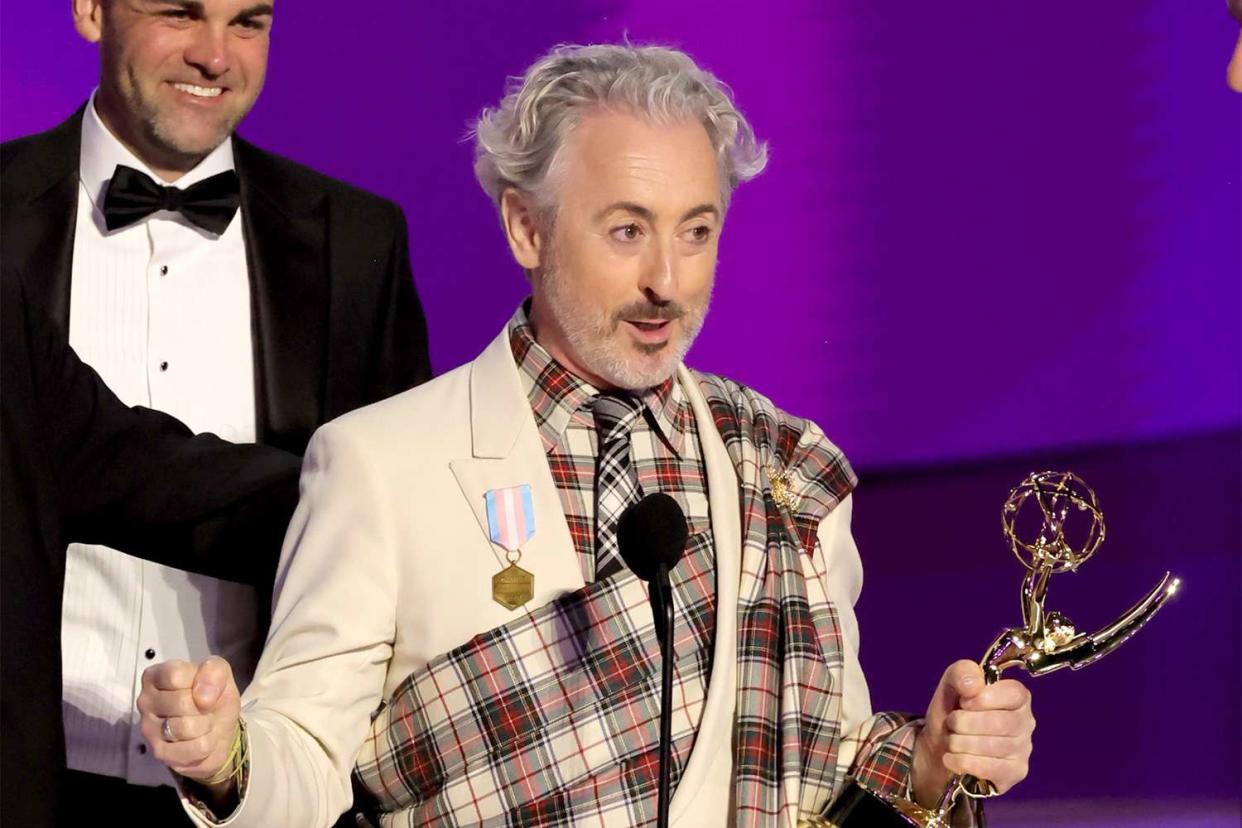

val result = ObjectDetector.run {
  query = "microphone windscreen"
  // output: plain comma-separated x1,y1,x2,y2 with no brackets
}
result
617,492,688,582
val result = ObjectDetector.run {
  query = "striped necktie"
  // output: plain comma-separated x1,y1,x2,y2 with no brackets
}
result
591,392,645,580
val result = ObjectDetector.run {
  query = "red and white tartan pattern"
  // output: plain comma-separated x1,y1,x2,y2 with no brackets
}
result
352,310,925,825
697,375,921,824
353,530,721,827
507,315,712,579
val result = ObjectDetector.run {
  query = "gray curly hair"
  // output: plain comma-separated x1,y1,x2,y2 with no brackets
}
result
472,43,768,213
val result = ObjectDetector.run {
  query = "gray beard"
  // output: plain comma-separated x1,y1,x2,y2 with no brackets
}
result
538,260,710,391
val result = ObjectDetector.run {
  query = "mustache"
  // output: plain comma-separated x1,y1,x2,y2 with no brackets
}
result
612,300,686,324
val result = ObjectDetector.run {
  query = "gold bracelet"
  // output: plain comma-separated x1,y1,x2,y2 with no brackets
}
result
201,720,245,786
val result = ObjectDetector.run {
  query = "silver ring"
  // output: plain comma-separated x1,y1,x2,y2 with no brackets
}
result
161,717,175,742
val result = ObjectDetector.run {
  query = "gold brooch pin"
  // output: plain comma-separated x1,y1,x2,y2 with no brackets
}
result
768,464,797,512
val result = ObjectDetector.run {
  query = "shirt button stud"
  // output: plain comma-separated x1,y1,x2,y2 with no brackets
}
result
136,743,148,755
145,648,156,660
159,265,168,276
159,361,169,372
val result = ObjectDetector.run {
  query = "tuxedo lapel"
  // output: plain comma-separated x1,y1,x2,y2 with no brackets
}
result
449,332,584,608
1,108,84,329
4,122,329,450
233,138,329,452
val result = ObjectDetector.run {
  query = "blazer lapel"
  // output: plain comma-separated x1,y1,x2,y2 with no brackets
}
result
2,108,84,329
450,332,584,608
667,365,744,821
679,366,743,581
233,137,328,452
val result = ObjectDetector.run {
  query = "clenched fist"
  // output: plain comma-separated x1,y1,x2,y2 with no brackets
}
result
911,660,1035,808
137,655,242,787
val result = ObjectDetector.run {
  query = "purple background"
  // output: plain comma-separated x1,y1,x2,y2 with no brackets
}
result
3,1,1239,823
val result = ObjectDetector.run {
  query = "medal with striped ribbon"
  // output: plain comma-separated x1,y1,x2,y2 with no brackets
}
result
486,484,536,610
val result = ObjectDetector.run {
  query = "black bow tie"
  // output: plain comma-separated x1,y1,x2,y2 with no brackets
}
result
102,165,240,235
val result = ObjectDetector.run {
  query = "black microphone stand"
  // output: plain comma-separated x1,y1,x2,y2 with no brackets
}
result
615,492,686,828
652,560,675,828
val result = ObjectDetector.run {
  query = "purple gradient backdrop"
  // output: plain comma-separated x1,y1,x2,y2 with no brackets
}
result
3,1,1239,822
4,2,1236,469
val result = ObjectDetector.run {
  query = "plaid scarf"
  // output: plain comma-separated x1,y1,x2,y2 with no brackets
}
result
696,373,919,826
352,370,920,826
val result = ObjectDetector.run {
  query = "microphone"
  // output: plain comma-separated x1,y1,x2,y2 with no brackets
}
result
617,492,687,828
618,492,688,646
617,491,687,580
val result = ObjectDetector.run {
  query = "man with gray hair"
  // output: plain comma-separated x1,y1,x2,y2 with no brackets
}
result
138,43,1034,827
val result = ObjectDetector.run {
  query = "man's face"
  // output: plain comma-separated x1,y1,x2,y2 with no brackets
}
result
528,110,723,391
78,0,273,175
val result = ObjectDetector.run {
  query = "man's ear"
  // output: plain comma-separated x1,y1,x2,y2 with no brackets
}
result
72,0,105,43
500,188,546,270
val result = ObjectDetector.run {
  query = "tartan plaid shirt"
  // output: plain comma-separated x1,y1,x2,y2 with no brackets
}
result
507,310,713,579
353,310,931,826
508,309,724,812
353,310,724,825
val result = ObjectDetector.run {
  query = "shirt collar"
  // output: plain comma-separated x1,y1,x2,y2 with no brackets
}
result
79,88,236,217
507,301,686,457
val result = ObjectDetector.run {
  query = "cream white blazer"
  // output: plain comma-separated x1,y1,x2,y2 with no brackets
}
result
180,329,872,827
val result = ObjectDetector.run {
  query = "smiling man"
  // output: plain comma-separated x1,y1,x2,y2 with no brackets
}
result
138,44,1033,827
0,1,430,822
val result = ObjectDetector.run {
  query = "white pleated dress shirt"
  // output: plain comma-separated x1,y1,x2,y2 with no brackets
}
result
61,93,261,787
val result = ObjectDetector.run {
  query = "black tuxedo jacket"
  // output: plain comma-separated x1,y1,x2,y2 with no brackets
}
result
1,110,431,825
0,266,302,827
1,107,432,454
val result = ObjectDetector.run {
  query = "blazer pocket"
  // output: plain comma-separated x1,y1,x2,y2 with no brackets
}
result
355,572,662,810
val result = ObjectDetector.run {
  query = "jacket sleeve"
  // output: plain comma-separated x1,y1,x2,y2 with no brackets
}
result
180,422,399,828
819,496,980,826
14,266,301,586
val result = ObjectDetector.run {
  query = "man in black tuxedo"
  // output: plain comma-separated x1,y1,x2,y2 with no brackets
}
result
0,0,430,819
1,265,301,827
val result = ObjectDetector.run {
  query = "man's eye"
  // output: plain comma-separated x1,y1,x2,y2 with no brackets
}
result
611,224,642,241
688,226,712,242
